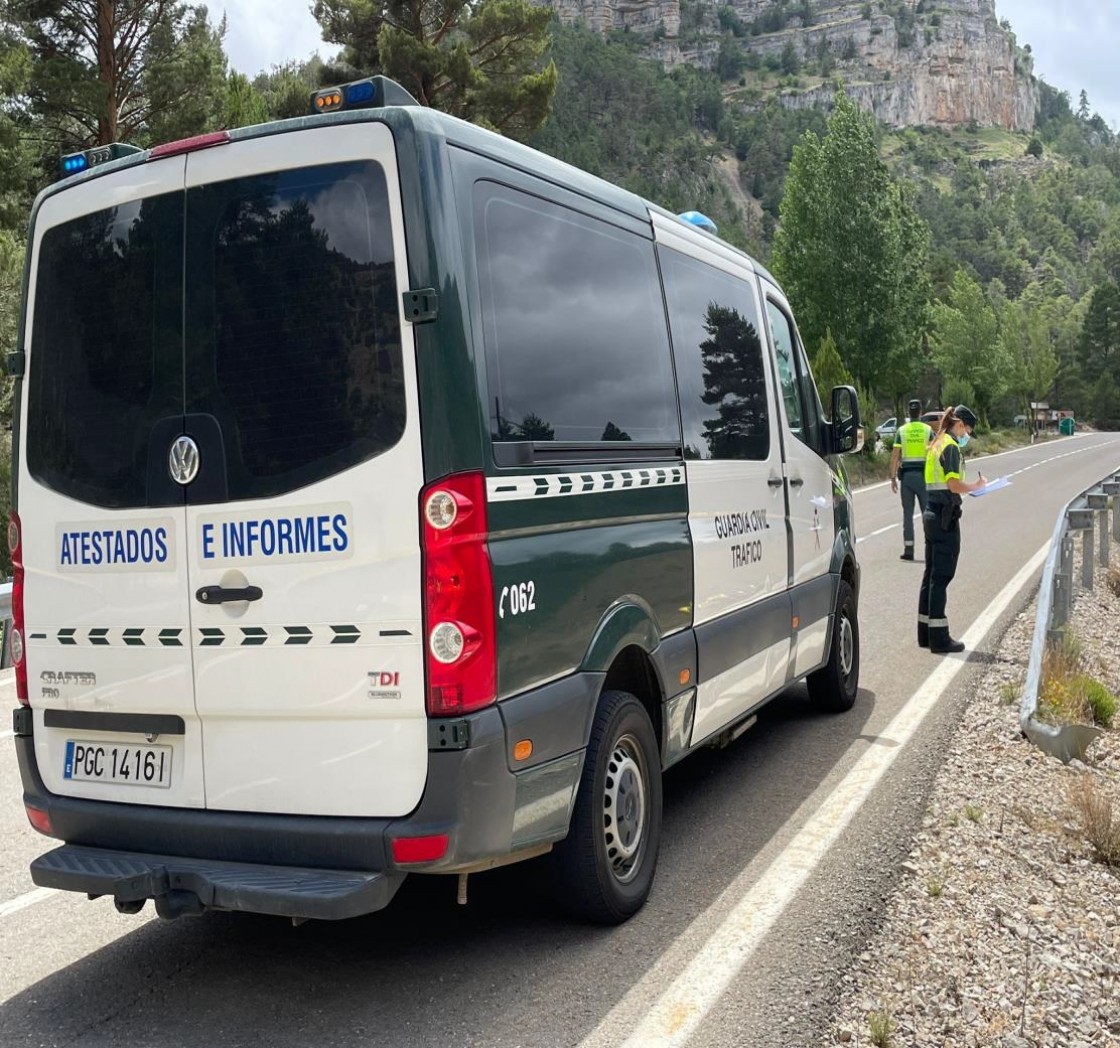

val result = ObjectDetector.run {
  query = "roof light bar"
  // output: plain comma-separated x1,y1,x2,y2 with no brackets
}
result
678,210,719,235
59,143,143,177
310,76,419,115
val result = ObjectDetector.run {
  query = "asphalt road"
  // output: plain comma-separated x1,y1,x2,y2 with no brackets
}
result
2,433,1119,1048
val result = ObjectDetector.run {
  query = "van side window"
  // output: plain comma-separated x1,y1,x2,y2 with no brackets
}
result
794,338,823,451
474,182,679,446
765,299,804,439
659,249,770,461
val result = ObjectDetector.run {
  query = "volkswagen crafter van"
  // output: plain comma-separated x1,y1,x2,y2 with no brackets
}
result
10,77,862,925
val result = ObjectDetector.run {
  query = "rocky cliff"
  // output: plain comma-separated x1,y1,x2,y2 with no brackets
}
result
542,0,1038,132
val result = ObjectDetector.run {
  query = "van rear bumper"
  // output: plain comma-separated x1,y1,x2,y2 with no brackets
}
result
15,672,601,917
31,843,402,921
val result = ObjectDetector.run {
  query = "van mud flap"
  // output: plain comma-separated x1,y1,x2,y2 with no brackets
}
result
31,844,403,921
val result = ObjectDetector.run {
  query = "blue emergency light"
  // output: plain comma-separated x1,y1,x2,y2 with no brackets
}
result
678,211,719,235
310,76,419,115
59,143,143,178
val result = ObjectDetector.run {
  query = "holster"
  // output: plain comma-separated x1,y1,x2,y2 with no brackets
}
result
939,501,961,531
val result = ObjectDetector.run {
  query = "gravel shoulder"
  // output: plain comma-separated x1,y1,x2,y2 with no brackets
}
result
825,565,1120,1047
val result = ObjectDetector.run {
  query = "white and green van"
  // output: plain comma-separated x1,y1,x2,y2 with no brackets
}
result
10,77,862,925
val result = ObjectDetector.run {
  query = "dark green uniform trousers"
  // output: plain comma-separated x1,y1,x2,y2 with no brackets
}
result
918,509,961,648
900,469,927,554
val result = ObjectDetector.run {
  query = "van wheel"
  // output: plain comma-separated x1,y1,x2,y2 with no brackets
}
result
807,579,859,713
550,690,662,924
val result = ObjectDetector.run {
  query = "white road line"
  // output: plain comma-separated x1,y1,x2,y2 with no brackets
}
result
581,542,1052,1048
856,523,899,543
0,887,56,920
856,513,922,544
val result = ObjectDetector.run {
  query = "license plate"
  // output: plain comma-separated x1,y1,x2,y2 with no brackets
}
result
64,740,172,788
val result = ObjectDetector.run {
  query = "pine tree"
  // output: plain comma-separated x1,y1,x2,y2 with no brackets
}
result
10,0,231,151
312,0,557,140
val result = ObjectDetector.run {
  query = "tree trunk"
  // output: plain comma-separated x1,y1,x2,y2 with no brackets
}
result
96,0,118,144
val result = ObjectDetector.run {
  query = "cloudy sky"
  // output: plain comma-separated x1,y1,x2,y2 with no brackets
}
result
997,0,1120,127
218,1,1120,128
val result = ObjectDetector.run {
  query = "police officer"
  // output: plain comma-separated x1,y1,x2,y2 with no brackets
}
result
890,399,933,560
918,405,986,654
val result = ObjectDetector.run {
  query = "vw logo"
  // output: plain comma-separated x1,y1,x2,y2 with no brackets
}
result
168,435,200,486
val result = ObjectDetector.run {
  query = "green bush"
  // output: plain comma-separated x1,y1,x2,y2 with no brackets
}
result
1075,675,1119,728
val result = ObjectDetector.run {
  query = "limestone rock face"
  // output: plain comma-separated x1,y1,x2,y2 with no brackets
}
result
538,0,1038,131
546,0,680,36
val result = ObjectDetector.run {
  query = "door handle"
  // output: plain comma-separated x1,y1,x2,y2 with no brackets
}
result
196,585,263,605
767,476,784,488
789,477,805,488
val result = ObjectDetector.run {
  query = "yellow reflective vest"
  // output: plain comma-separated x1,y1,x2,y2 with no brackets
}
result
925,433,964,491
895,420,932,469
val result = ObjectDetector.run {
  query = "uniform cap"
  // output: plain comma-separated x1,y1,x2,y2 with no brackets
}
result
954,404,978,428
908,399,921,416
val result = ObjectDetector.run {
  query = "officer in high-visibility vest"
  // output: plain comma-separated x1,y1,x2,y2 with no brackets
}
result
918,405,987,653
890,399,934,561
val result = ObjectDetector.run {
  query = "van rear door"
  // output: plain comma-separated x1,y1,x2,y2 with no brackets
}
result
180,125,428,818
20,157,204,808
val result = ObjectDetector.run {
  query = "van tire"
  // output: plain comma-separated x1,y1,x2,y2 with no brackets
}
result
550,690,662,925
807,579,859,713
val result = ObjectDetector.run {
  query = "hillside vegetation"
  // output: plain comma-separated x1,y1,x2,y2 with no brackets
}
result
532,24,1120,428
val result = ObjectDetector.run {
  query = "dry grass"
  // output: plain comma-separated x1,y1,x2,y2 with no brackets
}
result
998,679,1021,705
1067,776,1120,866
1107,565,1120,600
1040,632,1091,724
867,1003,897,1047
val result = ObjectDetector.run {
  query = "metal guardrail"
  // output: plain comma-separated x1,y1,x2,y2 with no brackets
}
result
1020,469,1120,763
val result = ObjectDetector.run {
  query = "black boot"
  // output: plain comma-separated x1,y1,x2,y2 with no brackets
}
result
930,636,965,654
917,625,929,648
900,551,914,561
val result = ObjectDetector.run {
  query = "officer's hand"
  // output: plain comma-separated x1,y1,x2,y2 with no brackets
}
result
976,474,986,489
890,477,898,494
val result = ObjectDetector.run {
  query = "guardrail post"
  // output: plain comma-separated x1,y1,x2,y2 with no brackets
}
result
1109,479,1120,542
1066,535,1076,619
1088,491,1109,577
1054,533,1073,628
1083,524,1095,590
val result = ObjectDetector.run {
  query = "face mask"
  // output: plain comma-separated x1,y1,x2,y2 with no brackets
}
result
957,433,970,448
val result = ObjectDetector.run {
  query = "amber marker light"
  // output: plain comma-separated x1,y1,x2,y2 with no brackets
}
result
679,669,691,686
513,740,533,762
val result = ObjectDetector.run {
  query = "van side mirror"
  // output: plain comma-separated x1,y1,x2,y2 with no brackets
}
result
830,385,862,454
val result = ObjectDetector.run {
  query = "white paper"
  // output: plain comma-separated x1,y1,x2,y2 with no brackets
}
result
968,475,1011,497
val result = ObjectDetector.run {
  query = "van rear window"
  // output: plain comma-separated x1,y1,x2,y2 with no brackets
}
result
27,193,184,509
185,162,405,500
27,162,405,508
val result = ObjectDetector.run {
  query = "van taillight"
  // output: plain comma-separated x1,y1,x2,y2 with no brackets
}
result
421,473,496,716
9,511,27,705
